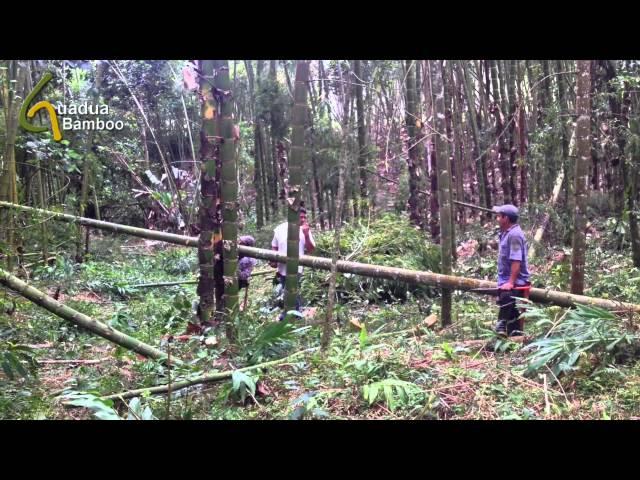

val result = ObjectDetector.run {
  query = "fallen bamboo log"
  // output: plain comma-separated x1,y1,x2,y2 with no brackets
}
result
102,347,318,401
2,202,639,312
0,268,181,364
240,246,640,312
0,201,199,247
130,280,198,288
38,358,110,365
127,270,274,289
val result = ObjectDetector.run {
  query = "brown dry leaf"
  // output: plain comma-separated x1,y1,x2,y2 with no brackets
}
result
349,317,363,329
424,314,438,328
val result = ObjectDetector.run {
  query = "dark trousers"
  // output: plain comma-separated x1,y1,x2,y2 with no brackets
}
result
497,288,528,335
275,272,302,313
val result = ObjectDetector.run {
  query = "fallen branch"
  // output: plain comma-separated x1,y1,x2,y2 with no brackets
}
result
24,256,57,269
102,347,318,401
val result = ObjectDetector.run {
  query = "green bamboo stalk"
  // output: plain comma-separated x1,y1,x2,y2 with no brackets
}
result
404,60,425,229
216,60,239,337
76,61,105,263
0,201,199,247
0,61,26,271
459,61,490,210
432,60,454,326
353,60,369,215
244,60,264,229
197,60,218,325
285,61,309,312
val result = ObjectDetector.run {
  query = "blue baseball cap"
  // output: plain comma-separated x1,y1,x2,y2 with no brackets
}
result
492,204,519,217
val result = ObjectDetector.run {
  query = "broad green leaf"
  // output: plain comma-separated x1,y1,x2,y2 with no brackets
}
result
359,324,368,350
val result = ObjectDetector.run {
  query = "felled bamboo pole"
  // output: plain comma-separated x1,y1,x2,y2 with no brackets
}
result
102,347,318,400
2,202,639,312
0,201,198,247
0,268,181,363
129,280,198,288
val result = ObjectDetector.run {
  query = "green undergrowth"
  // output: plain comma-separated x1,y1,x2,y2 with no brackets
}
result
3,220,640,420
304,213,441,304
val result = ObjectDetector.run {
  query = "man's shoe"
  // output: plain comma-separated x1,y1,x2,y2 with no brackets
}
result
495,320,507,336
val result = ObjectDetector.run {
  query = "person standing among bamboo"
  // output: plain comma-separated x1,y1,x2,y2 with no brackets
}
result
270,207,315,316
493,204,531,336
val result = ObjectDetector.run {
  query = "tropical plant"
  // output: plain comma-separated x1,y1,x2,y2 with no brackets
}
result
522,303,638,376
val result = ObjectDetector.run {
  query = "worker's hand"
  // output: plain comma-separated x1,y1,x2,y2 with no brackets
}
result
269,261,277,268
301,222,310,235
499,281,514,290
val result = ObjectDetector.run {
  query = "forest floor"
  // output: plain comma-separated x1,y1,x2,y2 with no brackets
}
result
2,215,640,420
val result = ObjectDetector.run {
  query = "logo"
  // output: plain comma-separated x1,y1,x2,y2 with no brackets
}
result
20,70,124,142
19,72,62,141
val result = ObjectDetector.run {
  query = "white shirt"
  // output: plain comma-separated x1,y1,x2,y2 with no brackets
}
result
271,222,315,276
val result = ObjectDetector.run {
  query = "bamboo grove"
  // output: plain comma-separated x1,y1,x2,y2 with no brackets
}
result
2,60,640,337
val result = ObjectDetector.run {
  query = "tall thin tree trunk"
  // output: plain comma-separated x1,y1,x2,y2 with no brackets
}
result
426,62,440,239
625,66,640,268
196,60,220,327
306,65,325,230
442,62,457,258
76,61,106,263
570,60,592,295
432,60,453,326
245,60,264,229
284,61,309,313
459,61,490,211
507,60,518,204
258,120,271,222
0,61,25,271
556,60,571,210
254,122,264,228
489,60,511,205
517,60,528,205
404,60,426,229
353,60,368,216
629,115,640,266
269,60,282,217
450,61,466,227
215,60,240,340
322,65,350,349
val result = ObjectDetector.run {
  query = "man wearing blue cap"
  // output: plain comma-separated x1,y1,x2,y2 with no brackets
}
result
492,204,531,336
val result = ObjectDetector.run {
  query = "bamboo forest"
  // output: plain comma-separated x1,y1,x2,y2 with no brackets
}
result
1,59,640,421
